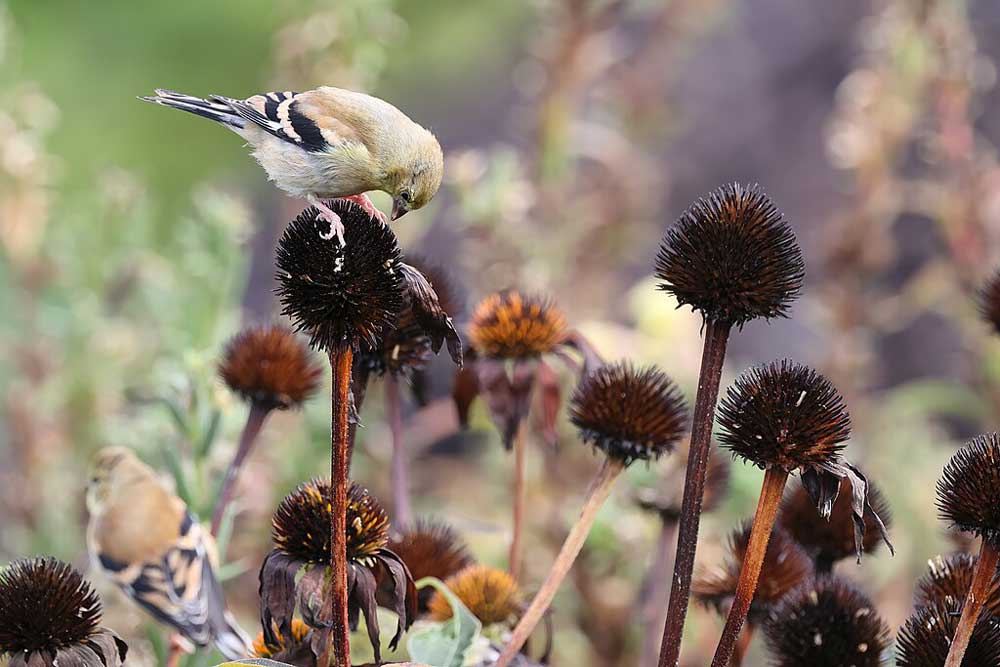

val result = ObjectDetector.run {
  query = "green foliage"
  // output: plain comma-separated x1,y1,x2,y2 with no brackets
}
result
407,577,482,667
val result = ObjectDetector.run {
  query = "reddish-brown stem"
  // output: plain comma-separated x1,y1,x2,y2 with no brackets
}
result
639,520,678,667
510,425,527,581
210,401,271,536
386,375,412,526
319,344,353,667
945,537,1000,667
496,457,625,667
711,467,789,667
658,319,732,667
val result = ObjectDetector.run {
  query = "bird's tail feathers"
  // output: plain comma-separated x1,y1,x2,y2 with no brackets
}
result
139,89,245,130
213,611,253,660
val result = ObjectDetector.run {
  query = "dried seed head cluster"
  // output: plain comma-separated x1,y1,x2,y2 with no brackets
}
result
389,520,475,611
717,360,851,472
655,182,804,327
979,270,1000,335
272,479,390,563
0,557,127,667
693,522,813,624
936,433,1000,547
469,290,566,359
218,324,323,409
764,578,890,667
570,362,688,465
779,477,892,569
915,552,1000,616
637,444,730,522
428,565,521,626
896,603,1000,666
275,200,404,352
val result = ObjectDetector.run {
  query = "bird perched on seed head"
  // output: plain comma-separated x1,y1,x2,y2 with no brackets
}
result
140,87,444,245
85,446,251,660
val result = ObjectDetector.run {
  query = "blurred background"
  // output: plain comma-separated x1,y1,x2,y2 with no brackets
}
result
3,0,1000,664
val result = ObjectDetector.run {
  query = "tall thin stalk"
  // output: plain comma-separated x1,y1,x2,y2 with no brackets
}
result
510,425,527,581
386,375,412,526
210,401,270,536
639,520,677,667
944,538,1000,666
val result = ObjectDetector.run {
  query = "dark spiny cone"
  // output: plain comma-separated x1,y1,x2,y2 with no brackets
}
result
915,552,1000,616
0,557,127,667
427,565,522,626
979,270,1000,335
937,433,1000,548
764,578,889,667
569,362,688,465
779,476,893,570
655,182,804,327
275,200,405,352
636,441,730,522
693,522,813,625
219,324,323,409
469,290,566,359
717,359,851,472
896,603,1000,666
388,519,475,613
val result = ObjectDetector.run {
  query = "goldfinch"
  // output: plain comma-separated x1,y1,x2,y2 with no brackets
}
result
85,446,251,660
140,87,444,244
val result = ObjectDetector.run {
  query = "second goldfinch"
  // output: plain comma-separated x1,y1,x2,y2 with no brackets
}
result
140,86,444,244
86,446,251,660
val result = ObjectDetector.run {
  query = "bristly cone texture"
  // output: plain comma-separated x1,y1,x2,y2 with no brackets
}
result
896,603,1000,666
275,200,404,352
979,270,1000,335
655,182,804,327
936,433,1000,547
0,557,127,667
717,359,851,472
764,577,890,667
693,522,813,625
389,519,475,612
219,324,323,409
915,553,1000,616
469,290,566,359
427,565,521,626
570,362,688,465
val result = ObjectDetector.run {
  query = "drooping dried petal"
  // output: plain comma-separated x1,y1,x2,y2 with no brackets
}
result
475,357,537,449
399,262,463,366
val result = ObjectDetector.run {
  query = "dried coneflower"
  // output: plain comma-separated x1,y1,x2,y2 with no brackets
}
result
915,552,1000,617
212,324,323,535
763,577,890,667
779,475,893,573
428,565,522,627
653,182,805,667
496,361,688,667
978,270,1000,335
389,519,475,613
0,557,127,667
275,200,405,667
253,618,315,667
934,433,1000,666
259,478,416,665
708,360,891,667
896,603,1000,666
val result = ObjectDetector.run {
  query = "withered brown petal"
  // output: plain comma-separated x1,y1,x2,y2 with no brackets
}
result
476,358,538,449
536,360,561,447
803,463,894,563
399,262,463,366
297,564,329,631
259,551,303,645
353,565,383,664
379,551,417,649
452,363,480,428
88,630,129,667
560,330,605,376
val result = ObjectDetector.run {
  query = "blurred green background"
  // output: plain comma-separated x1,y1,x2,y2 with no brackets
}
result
3,0,1000,664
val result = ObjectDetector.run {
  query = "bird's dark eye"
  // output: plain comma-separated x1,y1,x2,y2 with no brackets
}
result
400,191,412,203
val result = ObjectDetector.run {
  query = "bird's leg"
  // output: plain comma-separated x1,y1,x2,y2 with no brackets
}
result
340,193,388,225
165,633,192,667
307,195,346,246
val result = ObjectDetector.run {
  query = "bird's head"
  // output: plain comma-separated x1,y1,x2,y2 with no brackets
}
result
390,130,444,221
86,446,142,514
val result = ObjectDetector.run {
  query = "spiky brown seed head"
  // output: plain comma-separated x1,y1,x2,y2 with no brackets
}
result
655,183,804,327
427,565,521,626
779,477,892,568
252,618,311,659
218,324,323,409
978,270,1000,335
936,433,1000,547
570,362,688,465
764,578,890,667
0,557,103,653
469,290,566,359
272,479,389,563
896,603,1000,666
275,201,404,352
915,552,1000,616
389,519,474,611
717,360,851,472
693,522,813,624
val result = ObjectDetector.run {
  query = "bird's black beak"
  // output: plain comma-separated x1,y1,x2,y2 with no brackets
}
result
391,197,409,221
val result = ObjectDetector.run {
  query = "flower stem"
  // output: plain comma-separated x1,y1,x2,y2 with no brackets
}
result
496,457,625,667
510,424,527,581
386,375,413,526
210,400,271,536
639,520,678,667
731,622,754,667
711,466,789,667
658,319,732,667
944,537,1000,667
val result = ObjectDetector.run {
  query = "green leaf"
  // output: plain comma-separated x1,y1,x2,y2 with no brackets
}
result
160,443,193,506
199,408,222,457
407,577,482,667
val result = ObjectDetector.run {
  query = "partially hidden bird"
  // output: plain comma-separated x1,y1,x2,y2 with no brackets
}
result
86,446,252,660
140,87,444,245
